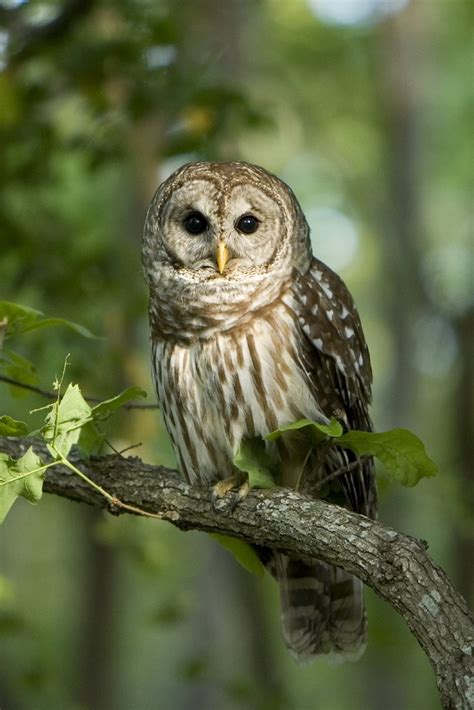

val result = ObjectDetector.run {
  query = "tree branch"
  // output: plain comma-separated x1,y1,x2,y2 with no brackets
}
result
0,436,472,709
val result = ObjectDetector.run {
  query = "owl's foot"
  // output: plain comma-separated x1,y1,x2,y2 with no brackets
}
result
211,473,250,514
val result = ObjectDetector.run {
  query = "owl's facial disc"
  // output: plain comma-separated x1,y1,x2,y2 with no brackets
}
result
158,178,288,279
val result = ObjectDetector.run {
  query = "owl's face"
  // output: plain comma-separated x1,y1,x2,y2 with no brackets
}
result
143,161,312,287
156,177,286,278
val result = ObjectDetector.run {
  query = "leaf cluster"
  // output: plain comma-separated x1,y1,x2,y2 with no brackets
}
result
235,417,437,490
0,365,146,524
226,418,437,576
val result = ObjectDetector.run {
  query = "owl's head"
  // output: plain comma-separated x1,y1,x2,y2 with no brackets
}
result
143,161,312,287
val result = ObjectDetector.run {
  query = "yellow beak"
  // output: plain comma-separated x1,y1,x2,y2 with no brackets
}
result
216,241,229,275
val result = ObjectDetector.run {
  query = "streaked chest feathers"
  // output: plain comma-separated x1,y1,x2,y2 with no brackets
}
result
152,299,323,485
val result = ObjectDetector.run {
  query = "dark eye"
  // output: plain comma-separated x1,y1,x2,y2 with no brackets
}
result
183,211,208,235
236,214,260,234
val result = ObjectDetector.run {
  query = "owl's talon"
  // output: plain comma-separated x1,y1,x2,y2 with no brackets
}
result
211,474,250,513
234,478,251,505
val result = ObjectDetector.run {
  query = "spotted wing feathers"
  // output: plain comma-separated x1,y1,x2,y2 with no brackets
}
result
274,257,376,663
293,257,372,410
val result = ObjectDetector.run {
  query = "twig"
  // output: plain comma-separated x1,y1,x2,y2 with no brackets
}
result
0,375,159,410
315,458,366,490
104,440,143,456
50,444,166,521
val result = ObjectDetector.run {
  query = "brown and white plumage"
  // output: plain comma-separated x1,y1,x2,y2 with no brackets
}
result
143,161,376,662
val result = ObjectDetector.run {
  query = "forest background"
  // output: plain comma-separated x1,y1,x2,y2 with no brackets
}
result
0,1,472,708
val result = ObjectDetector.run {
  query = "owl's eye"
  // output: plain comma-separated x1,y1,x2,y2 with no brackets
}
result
236,214,260,234
183,211,208,235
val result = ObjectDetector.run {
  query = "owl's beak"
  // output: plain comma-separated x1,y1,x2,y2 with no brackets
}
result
216,241,229,274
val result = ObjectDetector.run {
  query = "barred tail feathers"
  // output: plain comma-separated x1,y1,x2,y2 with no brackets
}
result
275,553,367,663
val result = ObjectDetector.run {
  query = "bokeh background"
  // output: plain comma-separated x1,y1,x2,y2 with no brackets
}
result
0,0,472,708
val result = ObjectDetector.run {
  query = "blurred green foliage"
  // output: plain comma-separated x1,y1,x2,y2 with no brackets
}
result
0,0,472,709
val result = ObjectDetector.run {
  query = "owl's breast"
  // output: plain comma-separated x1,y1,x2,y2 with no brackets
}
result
152,300,325,485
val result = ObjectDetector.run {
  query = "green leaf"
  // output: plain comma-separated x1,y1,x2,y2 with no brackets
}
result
91,386,147,420
77,421,106,458
314,418,345,438
210,534,265,577
233,437,275,489
0,448,45,523
0,416,28,437
336,428,438,486
42,383,92,457
0,350,38,397
30,317,97,339
0,302,96,341
266,417,343,443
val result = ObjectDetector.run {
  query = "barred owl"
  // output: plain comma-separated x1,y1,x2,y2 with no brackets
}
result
142,161,376,662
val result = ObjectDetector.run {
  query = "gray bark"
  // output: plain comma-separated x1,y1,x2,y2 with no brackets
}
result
1,435,472,710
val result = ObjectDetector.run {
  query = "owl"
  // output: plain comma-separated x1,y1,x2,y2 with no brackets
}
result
142,161,376,662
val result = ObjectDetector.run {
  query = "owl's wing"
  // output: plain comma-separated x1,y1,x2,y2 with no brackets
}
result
290,257,376,516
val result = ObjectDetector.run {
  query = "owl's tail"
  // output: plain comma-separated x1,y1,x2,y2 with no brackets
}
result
274,553,367,663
